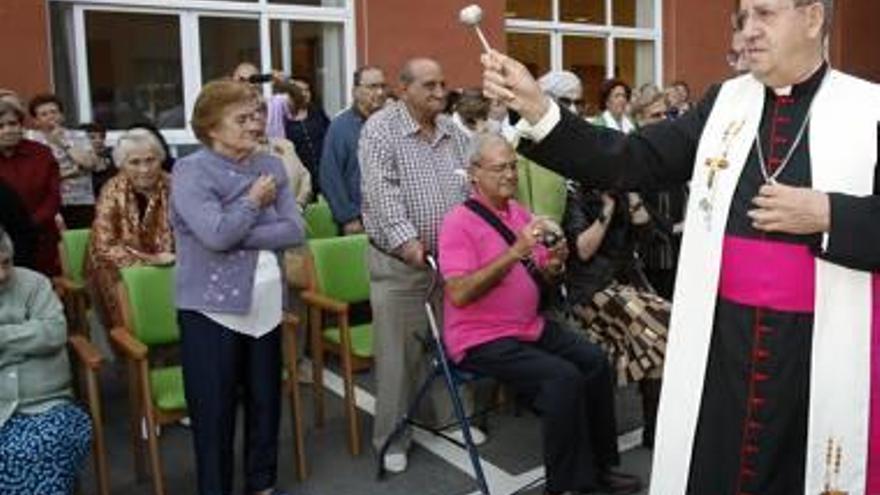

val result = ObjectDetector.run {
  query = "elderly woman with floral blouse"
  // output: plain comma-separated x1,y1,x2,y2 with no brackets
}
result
84,129,174,329
171,79,304,495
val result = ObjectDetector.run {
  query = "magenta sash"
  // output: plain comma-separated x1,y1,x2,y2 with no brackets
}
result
719,236,880,490
719,236,815,313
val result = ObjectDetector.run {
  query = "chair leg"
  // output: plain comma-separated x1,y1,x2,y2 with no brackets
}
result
339,332,360,456
137,362,166,495
85,369,110,495
127,360,148,482
309,306,325,428
283,320,308,481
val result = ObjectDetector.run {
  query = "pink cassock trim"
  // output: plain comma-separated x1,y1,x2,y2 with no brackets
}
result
868,274,880,494
718,235,815,313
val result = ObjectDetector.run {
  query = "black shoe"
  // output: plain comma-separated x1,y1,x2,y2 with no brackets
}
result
595,469,642,495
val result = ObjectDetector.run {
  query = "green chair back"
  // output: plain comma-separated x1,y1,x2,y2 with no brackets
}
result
515,156,534,211
119,265,179,347
309,234,369,304
529,163,567,224
61,229,91,285
303,201,339,239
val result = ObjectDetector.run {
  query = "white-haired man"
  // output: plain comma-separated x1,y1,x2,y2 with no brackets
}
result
483,0,880,493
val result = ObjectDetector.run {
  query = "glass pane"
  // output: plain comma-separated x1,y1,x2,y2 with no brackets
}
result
505,0,552,21
560,0,606,24
614,39,656,91
613,0,655,28
49,3,79,125
506,32,551,79
200,17,260,83
270,20,346,116
269,0,345,6
85,11,183,129
562,35,606,116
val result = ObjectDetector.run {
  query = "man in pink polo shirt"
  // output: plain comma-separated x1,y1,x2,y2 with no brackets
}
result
438,133,640,495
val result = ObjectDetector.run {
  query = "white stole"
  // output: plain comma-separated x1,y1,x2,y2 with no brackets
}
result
649,70,880,495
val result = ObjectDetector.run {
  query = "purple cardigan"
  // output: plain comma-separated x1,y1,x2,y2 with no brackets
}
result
170,147,305,314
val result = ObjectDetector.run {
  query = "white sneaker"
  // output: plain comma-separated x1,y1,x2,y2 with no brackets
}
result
448,426,487,446
383,452,408,473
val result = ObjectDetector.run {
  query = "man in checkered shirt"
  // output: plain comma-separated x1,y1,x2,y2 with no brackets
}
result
360,57,482,473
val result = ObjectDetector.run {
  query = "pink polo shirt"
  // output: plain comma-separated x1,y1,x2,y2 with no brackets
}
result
438,197,547,363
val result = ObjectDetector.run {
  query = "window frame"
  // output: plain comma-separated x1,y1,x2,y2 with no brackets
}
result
49,0,356,150
505,0,663,85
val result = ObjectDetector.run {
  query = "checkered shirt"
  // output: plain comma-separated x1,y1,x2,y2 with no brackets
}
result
360,100,470,254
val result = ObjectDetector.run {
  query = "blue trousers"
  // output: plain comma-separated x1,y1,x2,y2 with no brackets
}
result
0,402,92,495
178,310,282,495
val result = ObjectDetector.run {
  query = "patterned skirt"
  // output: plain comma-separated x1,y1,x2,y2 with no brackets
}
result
0,403,92,495
573,282,671,386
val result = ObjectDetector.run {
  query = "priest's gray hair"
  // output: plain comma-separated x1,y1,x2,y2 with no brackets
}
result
537,71,583,100
113,128,167,167
0,225,13,257
467,132,513,168
795,0,834,37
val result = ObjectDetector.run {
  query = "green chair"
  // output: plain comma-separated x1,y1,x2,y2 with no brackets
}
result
515,156,535,211
303,200,339,239
515,157,568,224
111,266,308,494
529,162,568,224
301,234,371,456
54,228,91,336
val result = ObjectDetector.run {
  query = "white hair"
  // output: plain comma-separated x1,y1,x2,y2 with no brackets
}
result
537,71,583,100
466,132,512,167
113,129,166,167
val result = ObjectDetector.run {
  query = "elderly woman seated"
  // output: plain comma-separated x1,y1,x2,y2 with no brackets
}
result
438,133,640,495
562,179,672,448
85,129,174,329
0,225,92,493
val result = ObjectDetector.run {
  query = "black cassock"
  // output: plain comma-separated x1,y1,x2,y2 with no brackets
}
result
520,63,880,495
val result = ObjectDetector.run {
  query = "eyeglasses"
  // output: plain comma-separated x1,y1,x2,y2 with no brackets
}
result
730,1,810,31
476,160,517,175
557,97,584,108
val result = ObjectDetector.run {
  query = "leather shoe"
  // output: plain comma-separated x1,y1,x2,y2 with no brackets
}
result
595,469,642,494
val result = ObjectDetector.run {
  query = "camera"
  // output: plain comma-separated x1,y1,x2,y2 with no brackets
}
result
247,73,275,84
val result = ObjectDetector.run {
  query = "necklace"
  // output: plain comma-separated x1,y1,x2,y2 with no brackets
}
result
755,73,829,184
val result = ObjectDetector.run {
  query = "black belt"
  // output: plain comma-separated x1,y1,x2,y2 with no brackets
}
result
368,238,403,261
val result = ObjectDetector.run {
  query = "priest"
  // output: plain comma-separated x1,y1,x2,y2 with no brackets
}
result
482,0,880,494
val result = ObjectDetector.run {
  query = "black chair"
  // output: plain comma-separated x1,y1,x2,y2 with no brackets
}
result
376,255,490,495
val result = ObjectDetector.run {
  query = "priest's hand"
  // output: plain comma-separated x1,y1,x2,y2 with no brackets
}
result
748,183,831,234
481,50,550,125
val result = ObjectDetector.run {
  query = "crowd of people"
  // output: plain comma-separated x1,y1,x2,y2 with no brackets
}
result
3,1,878,495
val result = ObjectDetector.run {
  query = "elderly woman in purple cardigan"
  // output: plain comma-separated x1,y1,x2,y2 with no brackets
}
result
170,80,304,495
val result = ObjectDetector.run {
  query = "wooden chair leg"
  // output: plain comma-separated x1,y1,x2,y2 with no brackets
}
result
309,306,325,428
137,362,166,495
127,360,148,482
85,368,110,495
283,317,308,481
339,316,360,456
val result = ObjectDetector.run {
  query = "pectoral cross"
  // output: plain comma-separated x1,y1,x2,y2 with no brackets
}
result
704,156,729,189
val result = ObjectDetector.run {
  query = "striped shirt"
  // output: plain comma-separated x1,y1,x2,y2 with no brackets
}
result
360,100,470,254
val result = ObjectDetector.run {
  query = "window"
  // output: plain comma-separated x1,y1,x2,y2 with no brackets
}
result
505,0,662,116
48,0,354,150
506,32,551,78
200,17,261,84
270,20,345,114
